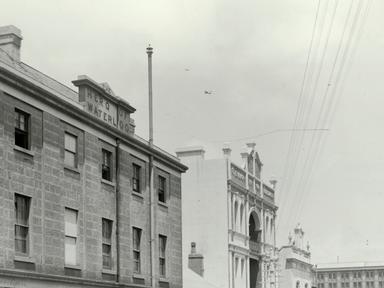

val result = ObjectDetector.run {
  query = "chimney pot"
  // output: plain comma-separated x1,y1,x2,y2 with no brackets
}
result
191,242,196,254
0,25,22,61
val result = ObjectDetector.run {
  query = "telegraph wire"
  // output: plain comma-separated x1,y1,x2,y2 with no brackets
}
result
209,128,329,144
287,0,355,227
276,0,323,229
290,0,358,226
277,0,335,232
280,0,339,229
277,0,332,223
293,0,371,224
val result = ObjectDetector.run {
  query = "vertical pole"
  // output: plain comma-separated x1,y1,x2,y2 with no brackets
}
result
146,45,156,288
147,45,154,147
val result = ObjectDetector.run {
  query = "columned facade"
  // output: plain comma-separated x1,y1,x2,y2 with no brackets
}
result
178,143,278,288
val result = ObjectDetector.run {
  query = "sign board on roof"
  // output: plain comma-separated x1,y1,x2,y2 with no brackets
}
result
73,76,135,136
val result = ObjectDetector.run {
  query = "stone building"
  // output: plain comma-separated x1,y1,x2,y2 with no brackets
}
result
314,263,384,288
278,224,313,288
176,144,278,288
0,25,187,288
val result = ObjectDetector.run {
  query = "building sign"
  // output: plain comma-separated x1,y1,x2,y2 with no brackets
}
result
73,76,135,136
82,87,131,134
230,164,246,187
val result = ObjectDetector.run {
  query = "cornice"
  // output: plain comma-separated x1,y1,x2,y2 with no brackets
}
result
0,268,146,288
0,66,187,173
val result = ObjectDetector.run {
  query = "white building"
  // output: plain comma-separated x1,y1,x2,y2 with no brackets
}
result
278,224,313,288
177,143,278,288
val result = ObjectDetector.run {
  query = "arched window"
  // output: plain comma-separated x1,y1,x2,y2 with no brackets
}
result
305,283,308,288
249,211,261,242
296,281,300,288
234,202,238,231
239,204,244,233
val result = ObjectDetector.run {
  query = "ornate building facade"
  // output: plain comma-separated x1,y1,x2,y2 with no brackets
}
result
177,143,278,288
278,225,313,288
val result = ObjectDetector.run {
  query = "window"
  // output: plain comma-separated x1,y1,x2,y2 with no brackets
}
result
14,109,29,149
102,218,113,269
64,133,77,167
15,194,30,255
159,235,167,277
65,208,78,265
158,176,166,203
132,164,141,193
133,227,141,273
102,149,112,181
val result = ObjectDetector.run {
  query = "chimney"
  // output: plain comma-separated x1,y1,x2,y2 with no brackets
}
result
0,25,22,61
188,242,204,277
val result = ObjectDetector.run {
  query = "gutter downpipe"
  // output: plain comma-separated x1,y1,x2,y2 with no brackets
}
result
116,138,121,283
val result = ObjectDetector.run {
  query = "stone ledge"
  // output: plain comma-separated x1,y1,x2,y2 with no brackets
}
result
13,145,34,157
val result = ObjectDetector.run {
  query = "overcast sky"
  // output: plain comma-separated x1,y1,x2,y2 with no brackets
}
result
2,0,383,264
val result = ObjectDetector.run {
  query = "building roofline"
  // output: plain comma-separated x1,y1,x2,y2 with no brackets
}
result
0,65,188,173
315,262,384,270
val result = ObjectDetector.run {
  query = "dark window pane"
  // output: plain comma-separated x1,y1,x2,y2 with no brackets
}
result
132,164,141,192
102,150,112,181
158,176,166,202
15,110,29,149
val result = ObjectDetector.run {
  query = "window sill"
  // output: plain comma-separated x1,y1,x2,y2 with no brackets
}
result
101,179,116,188
133,273,145,279
132,191,144,199
64,165,80,174
14,255,34,263
158,201,168,209
159,278,169,283
102,268,116,275
13,146,34,157
65,264,81,270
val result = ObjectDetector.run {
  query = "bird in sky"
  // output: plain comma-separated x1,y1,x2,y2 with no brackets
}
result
184,68,190,71
204,90,214,94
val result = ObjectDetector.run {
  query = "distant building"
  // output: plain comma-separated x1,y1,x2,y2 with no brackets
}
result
314,262,384,288
0,25,187,288
176,144,279,288
278,224,313,288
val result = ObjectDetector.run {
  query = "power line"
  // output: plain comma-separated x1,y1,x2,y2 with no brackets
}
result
293,0,370,224
281,0,339,230
277,0,323,230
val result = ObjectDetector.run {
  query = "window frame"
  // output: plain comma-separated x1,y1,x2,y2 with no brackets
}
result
159,234,167,277
102,218,113,270
14,109,30,150
132,227,142,273
102,149,112,182
64,208,78,266
132,163,141,193
64,132,78,168
158,175,166,203
14,194,31,255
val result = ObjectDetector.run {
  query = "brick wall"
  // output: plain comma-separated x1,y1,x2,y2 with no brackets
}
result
0,90,184,288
